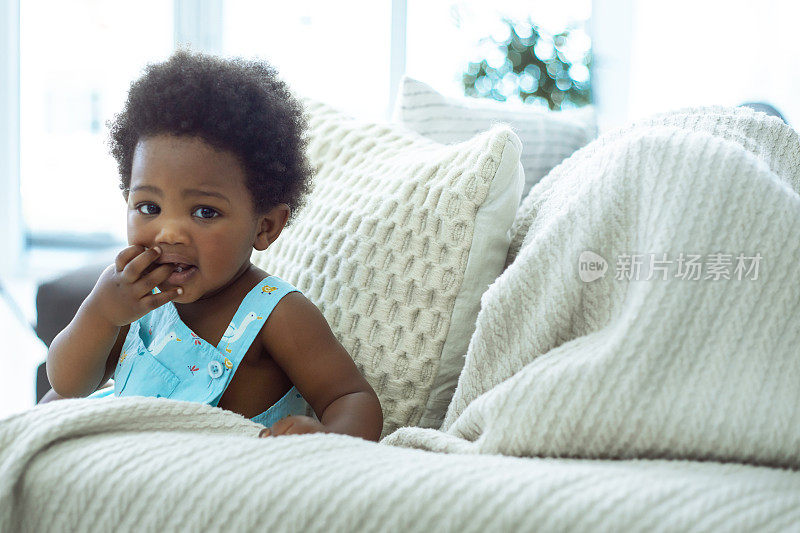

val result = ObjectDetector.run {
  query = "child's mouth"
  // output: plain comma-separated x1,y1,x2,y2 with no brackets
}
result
162,263,198,285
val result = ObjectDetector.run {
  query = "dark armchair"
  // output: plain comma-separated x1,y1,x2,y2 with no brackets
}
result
34,262,106,402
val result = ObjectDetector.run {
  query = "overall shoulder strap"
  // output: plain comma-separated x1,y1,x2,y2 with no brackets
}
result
216,276,304,365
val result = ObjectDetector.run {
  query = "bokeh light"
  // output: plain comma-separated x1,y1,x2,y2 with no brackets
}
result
462,17,592,110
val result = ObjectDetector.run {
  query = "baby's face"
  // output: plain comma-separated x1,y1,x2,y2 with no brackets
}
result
127,134,261,304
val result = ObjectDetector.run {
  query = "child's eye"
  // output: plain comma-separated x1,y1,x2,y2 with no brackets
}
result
136,203,160,215
193,206,220,219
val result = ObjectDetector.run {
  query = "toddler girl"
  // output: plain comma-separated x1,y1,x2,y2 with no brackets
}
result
42,50,383,442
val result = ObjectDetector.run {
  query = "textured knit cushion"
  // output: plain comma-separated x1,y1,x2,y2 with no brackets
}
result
252,98,524,437
393,76,597,202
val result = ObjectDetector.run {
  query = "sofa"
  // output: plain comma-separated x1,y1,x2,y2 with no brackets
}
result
10,78,799,532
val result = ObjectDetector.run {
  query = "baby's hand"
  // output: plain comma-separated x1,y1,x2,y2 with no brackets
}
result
258,416,328,438
86,245,182,327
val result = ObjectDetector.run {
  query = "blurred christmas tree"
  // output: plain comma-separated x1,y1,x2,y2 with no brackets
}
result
462,17,592,110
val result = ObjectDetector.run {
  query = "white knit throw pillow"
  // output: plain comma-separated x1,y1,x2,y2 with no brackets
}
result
252,98,523,437
393,76,597,202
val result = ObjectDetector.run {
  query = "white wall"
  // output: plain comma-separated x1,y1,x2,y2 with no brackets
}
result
628,0,799,125
588,0,633,132
591,0,799,132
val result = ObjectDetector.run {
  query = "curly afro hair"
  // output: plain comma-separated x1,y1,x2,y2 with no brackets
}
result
107,49,314,226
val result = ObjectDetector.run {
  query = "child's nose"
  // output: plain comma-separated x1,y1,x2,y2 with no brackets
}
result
154,218,189,245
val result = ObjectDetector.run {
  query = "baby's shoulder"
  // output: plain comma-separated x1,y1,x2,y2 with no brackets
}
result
263,289,314,327
257,290,330,347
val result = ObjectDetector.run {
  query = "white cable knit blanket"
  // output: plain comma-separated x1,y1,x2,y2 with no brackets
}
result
384,106,800,469
2,397,799,532
2,107,800,532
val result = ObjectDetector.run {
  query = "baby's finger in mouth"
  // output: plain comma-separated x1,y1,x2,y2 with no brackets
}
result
140,257,171,277
115,244,146,272
138,262,178,291
151,261,199,289
122,246,163,281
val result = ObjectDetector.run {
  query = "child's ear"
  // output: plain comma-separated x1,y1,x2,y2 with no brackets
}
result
253,203,290,251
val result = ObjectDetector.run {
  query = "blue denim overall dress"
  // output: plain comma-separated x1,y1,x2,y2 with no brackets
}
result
87,275,313,428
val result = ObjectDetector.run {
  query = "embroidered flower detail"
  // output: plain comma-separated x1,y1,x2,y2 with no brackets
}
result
190,331,201,345
188,365,199,374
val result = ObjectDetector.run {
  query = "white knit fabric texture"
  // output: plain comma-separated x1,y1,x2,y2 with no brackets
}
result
1,397,799,532
393,76,597,201
384,105,800,470
252,98,523,436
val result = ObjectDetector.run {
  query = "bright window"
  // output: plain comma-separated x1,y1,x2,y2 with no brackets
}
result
19,0,173,242
222,0,392,123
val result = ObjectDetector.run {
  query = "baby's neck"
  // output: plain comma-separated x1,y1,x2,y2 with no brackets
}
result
173,262,265,329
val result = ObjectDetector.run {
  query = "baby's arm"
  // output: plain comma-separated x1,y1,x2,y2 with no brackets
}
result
46,302,128,398
259,292,383,441
46,245,180,398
